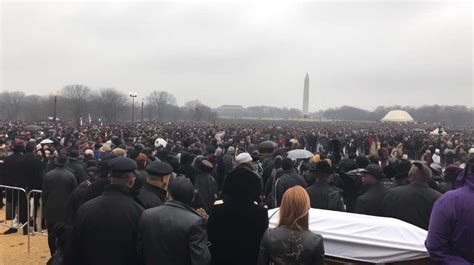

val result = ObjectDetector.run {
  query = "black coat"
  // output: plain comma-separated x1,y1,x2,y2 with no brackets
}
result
42,166,77,226
65,180,91,224
137,201,211,265
21,153,44,190
64,185,144,265
67,159,86,184
382,181,441,230
193,172,218,213
136,182,167,209
305,180,345,211
275,168,307,206
258,226,324,265
2,153,24,187
354,183,387,217
207,202,268,265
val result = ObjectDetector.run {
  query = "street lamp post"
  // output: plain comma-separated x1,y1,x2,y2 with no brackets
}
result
52,90,59,123
141,99,144,123
129,92,138,123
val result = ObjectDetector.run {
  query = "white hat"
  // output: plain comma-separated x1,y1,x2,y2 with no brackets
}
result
236,153,252,164
435,149,440,154
402,154,408,160
469,147,474,154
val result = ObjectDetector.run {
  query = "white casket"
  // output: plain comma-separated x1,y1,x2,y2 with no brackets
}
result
268,208,429,264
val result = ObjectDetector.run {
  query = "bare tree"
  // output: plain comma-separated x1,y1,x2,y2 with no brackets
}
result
184,100,217,121
62,84,91,124
0,91,25,120
97,88,127,122
146,91,177,121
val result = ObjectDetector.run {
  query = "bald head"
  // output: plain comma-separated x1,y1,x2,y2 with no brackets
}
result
408,161,432,182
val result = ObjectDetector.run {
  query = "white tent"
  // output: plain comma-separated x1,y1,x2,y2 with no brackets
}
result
381,110,415,122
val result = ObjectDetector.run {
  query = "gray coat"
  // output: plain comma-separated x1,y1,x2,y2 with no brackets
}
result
42,166,77,226
138,201,211,265
258,226,324,265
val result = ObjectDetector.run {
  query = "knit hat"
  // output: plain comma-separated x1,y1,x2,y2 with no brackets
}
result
236,153,252,164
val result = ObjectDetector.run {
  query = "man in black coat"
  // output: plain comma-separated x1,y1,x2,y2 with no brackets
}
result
275,158,307,206
65,166,98,224
136,161,172,209
207,167,268,265
64,157,143,265
354,164,387,217
2,141,26,234
67,150,86,184
382,161,441,230
305,160,345,211
137,176,211,265
42,156,77,255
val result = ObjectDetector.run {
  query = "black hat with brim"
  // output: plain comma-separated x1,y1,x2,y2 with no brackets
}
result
146,161,173,177
308,160,335,174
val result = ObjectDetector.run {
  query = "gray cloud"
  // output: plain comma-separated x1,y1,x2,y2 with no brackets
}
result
1,1,472,111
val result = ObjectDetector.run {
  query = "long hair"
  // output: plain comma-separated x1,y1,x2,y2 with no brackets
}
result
278,186,310,231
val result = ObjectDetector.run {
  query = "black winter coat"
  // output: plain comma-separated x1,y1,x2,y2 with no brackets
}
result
67,159,86,184
64,185,144,265
136,182,167,209
305,180,345,211
42,166,77,226
21,153,44,190
207,202,268,265
137,201,211,265
275,168,307,206
258,226,324,265
354,183,387,217
193,172,218,213
382,181,441,230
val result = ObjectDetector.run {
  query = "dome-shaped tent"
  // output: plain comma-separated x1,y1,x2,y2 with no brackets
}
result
381,110,415,122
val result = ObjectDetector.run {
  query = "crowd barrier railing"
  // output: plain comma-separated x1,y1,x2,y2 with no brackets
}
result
27,189,47,253
0,184,29,232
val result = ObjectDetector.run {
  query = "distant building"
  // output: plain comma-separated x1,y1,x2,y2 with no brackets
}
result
215,105,244,118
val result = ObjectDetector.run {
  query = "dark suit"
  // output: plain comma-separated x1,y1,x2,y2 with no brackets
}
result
382,181,441,230
64,185,144,265
137,201,210,265
306,180,345,211
67,158,86,184
354,183,387,217
207,202,268,265
42,165,77,255
136,182,167,209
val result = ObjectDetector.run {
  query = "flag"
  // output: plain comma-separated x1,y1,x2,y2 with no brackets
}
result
80,117,83,126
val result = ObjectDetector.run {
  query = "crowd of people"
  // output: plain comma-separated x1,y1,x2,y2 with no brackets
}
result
0,120,473,265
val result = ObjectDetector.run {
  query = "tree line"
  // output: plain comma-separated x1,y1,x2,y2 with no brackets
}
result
0,85,217,123
317,105,474,126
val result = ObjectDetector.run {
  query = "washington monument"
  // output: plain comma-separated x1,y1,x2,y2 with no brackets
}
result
302,73,309,115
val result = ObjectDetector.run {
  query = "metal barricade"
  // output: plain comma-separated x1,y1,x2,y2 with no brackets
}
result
27,189,47,253
0,184,29,231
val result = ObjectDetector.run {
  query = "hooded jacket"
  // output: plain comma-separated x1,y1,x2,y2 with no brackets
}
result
425,172,474,265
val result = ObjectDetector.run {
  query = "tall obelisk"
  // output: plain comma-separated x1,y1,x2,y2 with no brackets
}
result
302,73,309,116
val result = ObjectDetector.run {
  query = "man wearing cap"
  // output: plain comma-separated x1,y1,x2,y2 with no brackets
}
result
67,150,86,184
137,176,211,265
42,155,78,255
136,161,173,209
64,157,144,265
354,164,387,217
305,160,345,211
382,162,441,230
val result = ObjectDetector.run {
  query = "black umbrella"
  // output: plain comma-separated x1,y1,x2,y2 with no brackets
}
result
258,140,277,152
24,124,42,132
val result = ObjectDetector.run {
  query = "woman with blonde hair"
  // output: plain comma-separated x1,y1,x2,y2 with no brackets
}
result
258,185,324,265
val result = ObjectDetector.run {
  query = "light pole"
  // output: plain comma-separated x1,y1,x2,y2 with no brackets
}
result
141,99,144,123
52,90,59,123
129,92,138,123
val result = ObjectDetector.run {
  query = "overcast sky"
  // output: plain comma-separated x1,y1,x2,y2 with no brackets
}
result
1,0,472,111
